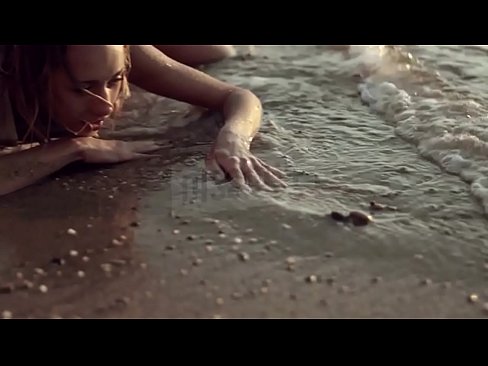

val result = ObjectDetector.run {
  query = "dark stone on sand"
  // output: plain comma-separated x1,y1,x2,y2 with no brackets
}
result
330,211,348,222
348,211,373,226
369,201,386,211
130,221,140,227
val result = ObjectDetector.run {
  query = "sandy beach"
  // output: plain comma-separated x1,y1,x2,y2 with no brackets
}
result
1,85,487,319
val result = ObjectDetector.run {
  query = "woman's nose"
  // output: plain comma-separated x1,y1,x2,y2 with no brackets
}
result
88,88,114,119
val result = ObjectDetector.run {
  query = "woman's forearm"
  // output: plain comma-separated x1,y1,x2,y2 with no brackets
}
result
128,45,263,146
220,88,263,144
0,139,82,196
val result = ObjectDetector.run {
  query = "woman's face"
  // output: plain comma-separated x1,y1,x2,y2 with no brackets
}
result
50,45,127,137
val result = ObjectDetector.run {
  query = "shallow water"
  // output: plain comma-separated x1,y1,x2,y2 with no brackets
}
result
111,46,488,308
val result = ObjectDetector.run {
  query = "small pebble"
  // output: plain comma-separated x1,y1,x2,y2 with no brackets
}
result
231,245,240,251
130,221,140,227
51,257,66,266
371,276,382,284
193,258,203,266
414,254,424,260
34,268,45,276
165,245,177,251
86,223,93,229
2,310,13,319
338,285,350,293
231,292,242,300
263,279,272,286
348,211,373,226
286,257,296,265
69,250,79,257
218,233,227,239
286,264,295,272
420,278,432,286
172,229,180,235
238,252,250,262
440,282,452,289
260,287,269,294
140,263,148,270
112,238,123,246
249,238,259,244
305,275,318,284
216,298,224,306
233,237,243,244
56,270,63,277
330,211,348,222
180,269,189,276
0,283,14,294
145,291,153,299
77,271,85,278
67,228,77,236
82,256,90,262
245,228,254,233
187,235,197,241
204,239,214,245
324,252,334,258
16,272,23,279
468,294,479,303
115,297,130,306
21,280,34,289
282,223,292,230
181,220,191,225
369,201,386,211
101,263,113,272
205,245,214,252
120,235,127,241
39,285,48,293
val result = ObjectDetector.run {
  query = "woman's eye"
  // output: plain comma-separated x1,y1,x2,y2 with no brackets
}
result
108,77,123,87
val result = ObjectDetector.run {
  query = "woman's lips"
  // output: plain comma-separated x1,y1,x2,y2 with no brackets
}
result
88,120,104,130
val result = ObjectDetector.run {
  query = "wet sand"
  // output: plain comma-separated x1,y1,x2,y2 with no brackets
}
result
1,90,488,319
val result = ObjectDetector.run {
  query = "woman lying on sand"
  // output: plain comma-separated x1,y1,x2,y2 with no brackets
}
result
0,45,286,196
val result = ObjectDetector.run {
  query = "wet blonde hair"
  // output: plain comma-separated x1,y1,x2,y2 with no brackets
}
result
1,45,131,143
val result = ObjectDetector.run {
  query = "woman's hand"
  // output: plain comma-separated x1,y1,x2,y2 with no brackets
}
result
75,137,161,164
206,131,286,191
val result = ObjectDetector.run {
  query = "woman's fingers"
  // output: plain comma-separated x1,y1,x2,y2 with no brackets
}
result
257,159,287,179
219,156,248,189
252,159,287,188
129,141,163,154
205,155,227,181
241,159,273,191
